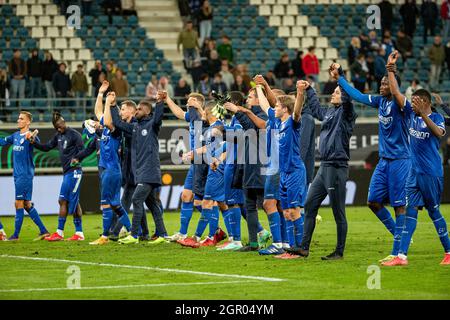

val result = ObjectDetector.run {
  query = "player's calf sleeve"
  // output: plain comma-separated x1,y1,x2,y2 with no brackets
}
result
286,219,295,247
293,215,304,247
221,209,233,238
180,202,194,235
399,207,418,256
114,206,131,231
428,207,450,253
195,208,211,238
0,220,3,230
101,207,114,237
57,216,67,233
26,206,48,234
391,214,406,256
231,207,241,241
73,217,83,233
13,208,25,237
268,212,282,244
374,207,395,235
279,212,289,244
208,206,220,238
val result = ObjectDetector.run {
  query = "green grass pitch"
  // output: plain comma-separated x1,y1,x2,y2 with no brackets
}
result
0,205,449,300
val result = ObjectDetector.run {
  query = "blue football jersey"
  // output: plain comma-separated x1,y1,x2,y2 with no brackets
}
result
185,108,202,151
98,119,122,170
367,95,410,159
205,119,224,162
0,131,37,178
405,102,445,177
268,108,303,173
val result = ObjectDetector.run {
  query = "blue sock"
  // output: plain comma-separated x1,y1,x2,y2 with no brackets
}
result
115,206,131,231
102,207,114,237
26,207,48,234
73,217,82,233
374,207,395,235
391,214,406,255
293,215,304,247
57,216,67,231
195,208,211,238
268,212,282,244
222,209,233,238
208,206,219,238
179,201,194,235
279,212,289,244
286,220,295,247
0,220,3,229
230,207,241,241
13,208,25,237
428,208,450,253
399,207,418,255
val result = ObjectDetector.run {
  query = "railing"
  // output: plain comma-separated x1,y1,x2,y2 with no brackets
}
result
2,93,450,123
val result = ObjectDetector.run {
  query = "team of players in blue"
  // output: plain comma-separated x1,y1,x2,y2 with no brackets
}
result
0,56,449,265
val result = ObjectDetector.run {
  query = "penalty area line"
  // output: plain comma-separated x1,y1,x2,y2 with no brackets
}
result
0,280,255,293
0,254,285,282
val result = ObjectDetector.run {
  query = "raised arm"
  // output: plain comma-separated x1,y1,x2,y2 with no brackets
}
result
293,80,308,123
103,91,116,130
224,102,266,130
386,50,407,110
111,103,134,134
254,75,277,107
165,94,186,120
95,80,110,121
330,63,356,119
337,73,376,107
413,96,445,138
255,84,271,115
305,87,327,121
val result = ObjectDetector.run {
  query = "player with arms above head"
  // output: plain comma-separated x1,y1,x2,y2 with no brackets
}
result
0,111,49,241
29,111,85,241
163,92,206,242
337,51,411,262
381,55,450,266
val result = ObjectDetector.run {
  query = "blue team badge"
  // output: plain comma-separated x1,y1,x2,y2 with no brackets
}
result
141,129,148,136
420,120,427,129
20,138,25,145
385,104,392,115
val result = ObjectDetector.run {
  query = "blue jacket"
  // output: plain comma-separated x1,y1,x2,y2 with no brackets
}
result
306,86,357,167
112,102,164,185
234,105,268,189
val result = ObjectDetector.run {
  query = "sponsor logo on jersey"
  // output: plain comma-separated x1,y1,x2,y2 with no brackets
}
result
409,127,430,139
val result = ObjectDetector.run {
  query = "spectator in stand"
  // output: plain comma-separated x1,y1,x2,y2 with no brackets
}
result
374,48,387,91
102,0,121,24
274,53,293,79
232,64,251,88
381,32,396,60
94,72,107,97
178,21,200,69
441,0,450,42
368,31,381,52
217,35,234,63
188,0,202,25
121,0,136,15
405,79,423,101
400,0,419,38
71,64,88,108
27,49,43,98
8,49,27,102
445,40,450,75
82,0,93,15
379,0,393,34
201,38,215,59
158,76,174,98
174,78,191,105
89,60,106,97
350,53,368,92
359,33,370,54
145,75,158,99
264,70,276,87
189,58,204,88
281,78,296,93
291,50,305,80
322,74,337,95
220,60,234,90
0,69,9,121
207,50,221,77
198,0,213,47
366,53,376,91
105,60,116,83
302,46,319,82
348,37,361,66
210,73,227,95
41,51,58,102
52,62,71,108
230,75,249,95
111,68,129,98
421,0,439,44
178,0,192,24
428,36,445,90
396,30,413,64
196,73,211,96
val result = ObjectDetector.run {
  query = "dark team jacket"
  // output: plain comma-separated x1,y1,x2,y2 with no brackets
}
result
299,107,316,184
111,102,164,186
34,127,84,174
306,86,357,167
234,105,268,189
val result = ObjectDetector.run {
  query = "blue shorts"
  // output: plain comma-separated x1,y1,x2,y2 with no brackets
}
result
14,177,33,201
224,164,244,205
204,165,225,202
368,158,411,207
59,169,83,214
193,163,209,197
406,169,443,209
264,173,280,200
100,169,122,206
183,164,194,190
280,169,307,210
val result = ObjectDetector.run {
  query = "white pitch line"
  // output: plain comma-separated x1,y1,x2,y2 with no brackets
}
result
0,254,285,282
0,280,254,293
